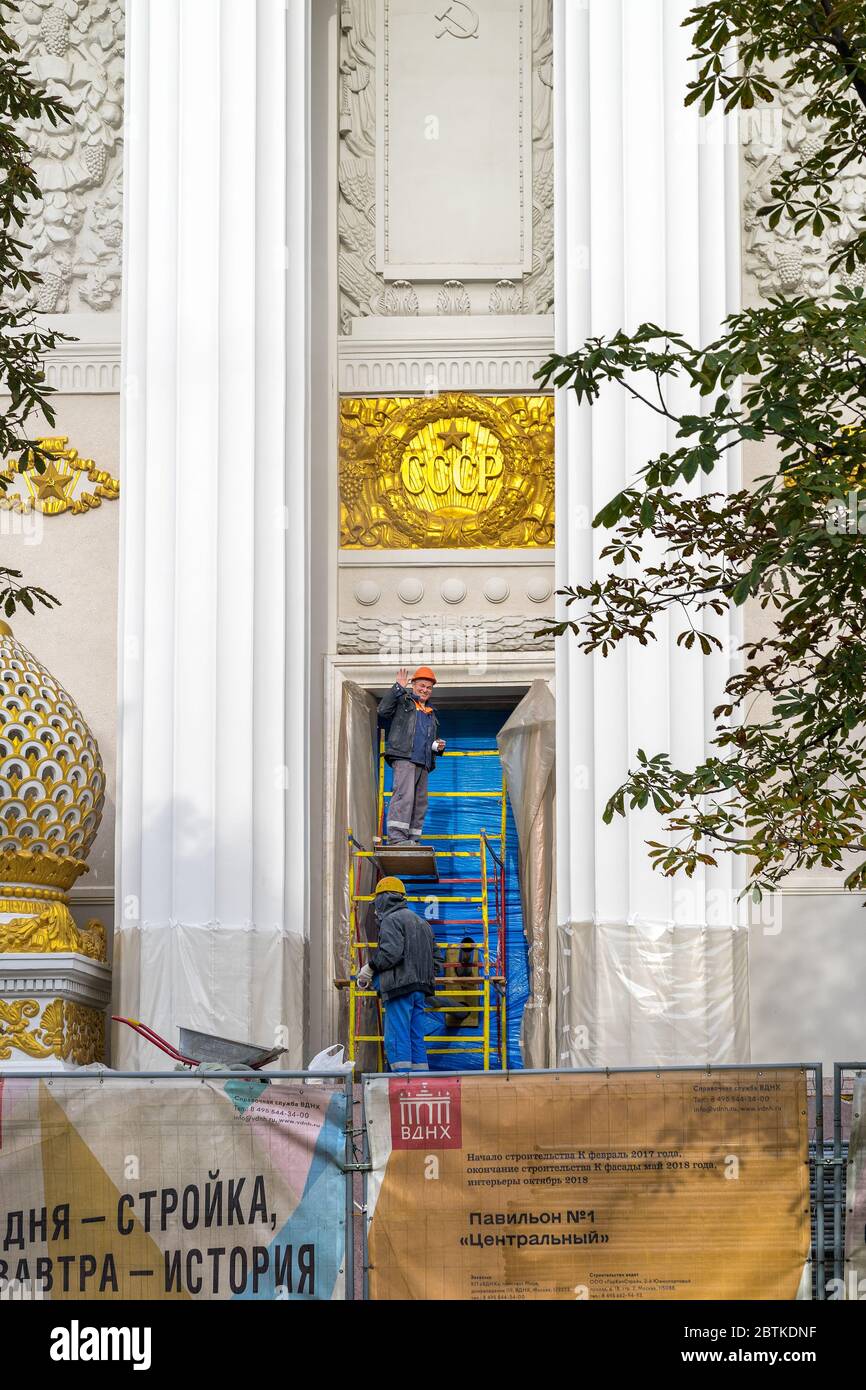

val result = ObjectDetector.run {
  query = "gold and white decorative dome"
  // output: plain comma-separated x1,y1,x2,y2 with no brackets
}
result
0,621,106,957
0,621,104,861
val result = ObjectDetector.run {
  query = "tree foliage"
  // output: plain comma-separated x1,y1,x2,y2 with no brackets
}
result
685,0,866,273
0,1,70,617
539,1,866,896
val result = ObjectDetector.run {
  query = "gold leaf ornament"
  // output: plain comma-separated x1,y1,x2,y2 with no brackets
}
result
0,998,104,1062
340,393,554,549
0,999,55,1059
0,903,106,959
0,437,119,516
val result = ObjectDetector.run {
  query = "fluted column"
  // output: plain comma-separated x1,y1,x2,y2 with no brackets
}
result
115,0,309,1067
553,0,749,1066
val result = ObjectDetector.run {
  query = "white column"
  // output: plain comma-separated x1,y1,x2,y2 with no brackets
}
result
553,0,749,1066
115,0,309,1068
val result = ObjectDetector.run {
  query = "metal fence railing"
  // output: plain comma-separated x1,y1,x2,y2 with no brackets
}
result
831,1063,865,1299
4,1061,862,1300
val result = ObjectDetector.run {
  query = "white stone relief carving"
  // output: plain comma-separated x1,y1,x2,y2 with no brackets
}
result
525,575,552,603
437,280,472,316
338,613,554,653
440,577,467,605
490,279,524,314
434,2,480,41
42,347,120,393
524,0,553,315
743,87,866,302
354,580,382,606
338,0,553,330
396,577,425,604
338,319,555,392
339,0,379,333
11,0,125,315
483,577,510,603
375,279,419,316
378,0,530,281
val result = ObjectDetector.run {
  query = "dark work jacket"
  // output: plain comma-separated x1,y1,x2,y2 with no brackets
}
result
377,683,441,769
369,891,437,1003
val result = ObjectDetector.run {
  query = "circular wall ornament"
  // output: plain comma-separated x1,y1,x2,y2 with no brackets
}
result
397,577,425,605
526,576,553,603
353,580,381,607
483,577,510,604
441,578,467,605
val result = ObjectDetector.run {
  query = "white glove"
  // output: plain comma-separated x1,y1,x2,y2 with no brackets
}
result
432,739,445,753
357,964,373,989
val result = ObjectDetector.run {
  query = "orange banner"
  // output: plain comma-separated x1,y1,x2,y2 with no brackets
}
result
364,1069,810,1300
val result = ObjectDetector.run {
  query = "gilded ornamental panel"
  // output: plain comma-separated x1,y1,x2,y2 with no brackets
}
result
339,393,554,549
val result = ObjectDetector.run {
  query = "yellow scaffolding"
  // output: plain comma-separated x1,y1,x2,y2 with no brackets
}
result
342,738,509,1071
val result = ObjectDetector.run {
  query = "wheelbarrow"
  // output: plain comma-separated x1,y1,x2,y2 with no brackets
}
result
112,1016,285,1070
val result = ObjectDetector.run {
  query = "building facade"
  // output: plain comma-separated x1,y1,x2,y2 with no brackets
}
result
1,0,864,1073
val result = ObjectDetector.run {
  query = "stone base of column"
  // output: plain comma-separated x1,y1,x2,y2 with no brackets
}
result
112,924,306,1070
554,920,750,1068
0,952,111,1070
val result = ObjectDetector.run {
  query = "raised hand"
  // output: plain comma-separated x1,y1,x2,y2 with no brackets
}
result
396,668,409,687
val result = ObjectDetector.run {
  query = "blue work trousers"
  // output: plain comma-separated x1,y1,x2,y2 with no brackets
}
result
383,990,429,1070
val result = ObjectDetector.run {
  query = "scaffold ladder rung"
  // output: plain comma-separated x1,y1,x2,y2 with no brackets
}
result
342,731,510,1071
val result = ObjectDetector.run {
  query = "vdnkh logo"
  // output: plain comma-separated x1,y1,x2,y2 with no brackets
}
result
49,1320,152,1371
389,1077,462,1149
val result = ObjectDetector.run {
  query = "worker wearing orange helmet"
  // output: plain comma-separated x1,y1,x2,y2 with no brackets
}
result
377,666,446,844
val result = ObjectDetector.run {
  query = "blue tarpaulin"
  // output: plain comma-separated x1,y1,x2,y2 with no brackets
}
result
382,707,528,1069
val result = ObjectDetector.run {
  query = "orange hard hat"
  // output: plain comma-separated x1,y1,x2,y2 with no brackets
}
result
411,667,437,685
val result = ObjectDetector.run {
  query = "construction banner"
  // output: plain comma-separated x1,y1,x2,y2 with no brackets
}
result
844,1074,866,1295
0,1076,348,1300
364,1069,810,1300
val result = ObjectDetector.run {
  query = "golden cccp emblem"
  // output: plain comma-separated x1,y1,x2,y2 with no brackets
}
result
339,393,554,549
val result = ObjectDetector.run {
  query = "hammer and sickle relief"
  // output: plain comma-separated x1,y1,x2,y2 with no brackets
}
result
435,1,480,40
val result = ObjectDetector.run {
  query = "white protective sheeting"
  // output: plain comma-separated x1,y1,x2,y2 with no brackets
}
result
114,0,310,1068
497,681,557,1069
332,681,379,1070
555,919,750,1068
552,0,750,1065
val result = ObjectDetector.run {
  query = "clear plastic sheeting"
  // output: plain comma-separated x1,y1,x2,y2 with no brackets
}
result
332,681,379,1071
845,1075,866,1288
497,680,556,1069
112,925,306,1070
555,919,750,1068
